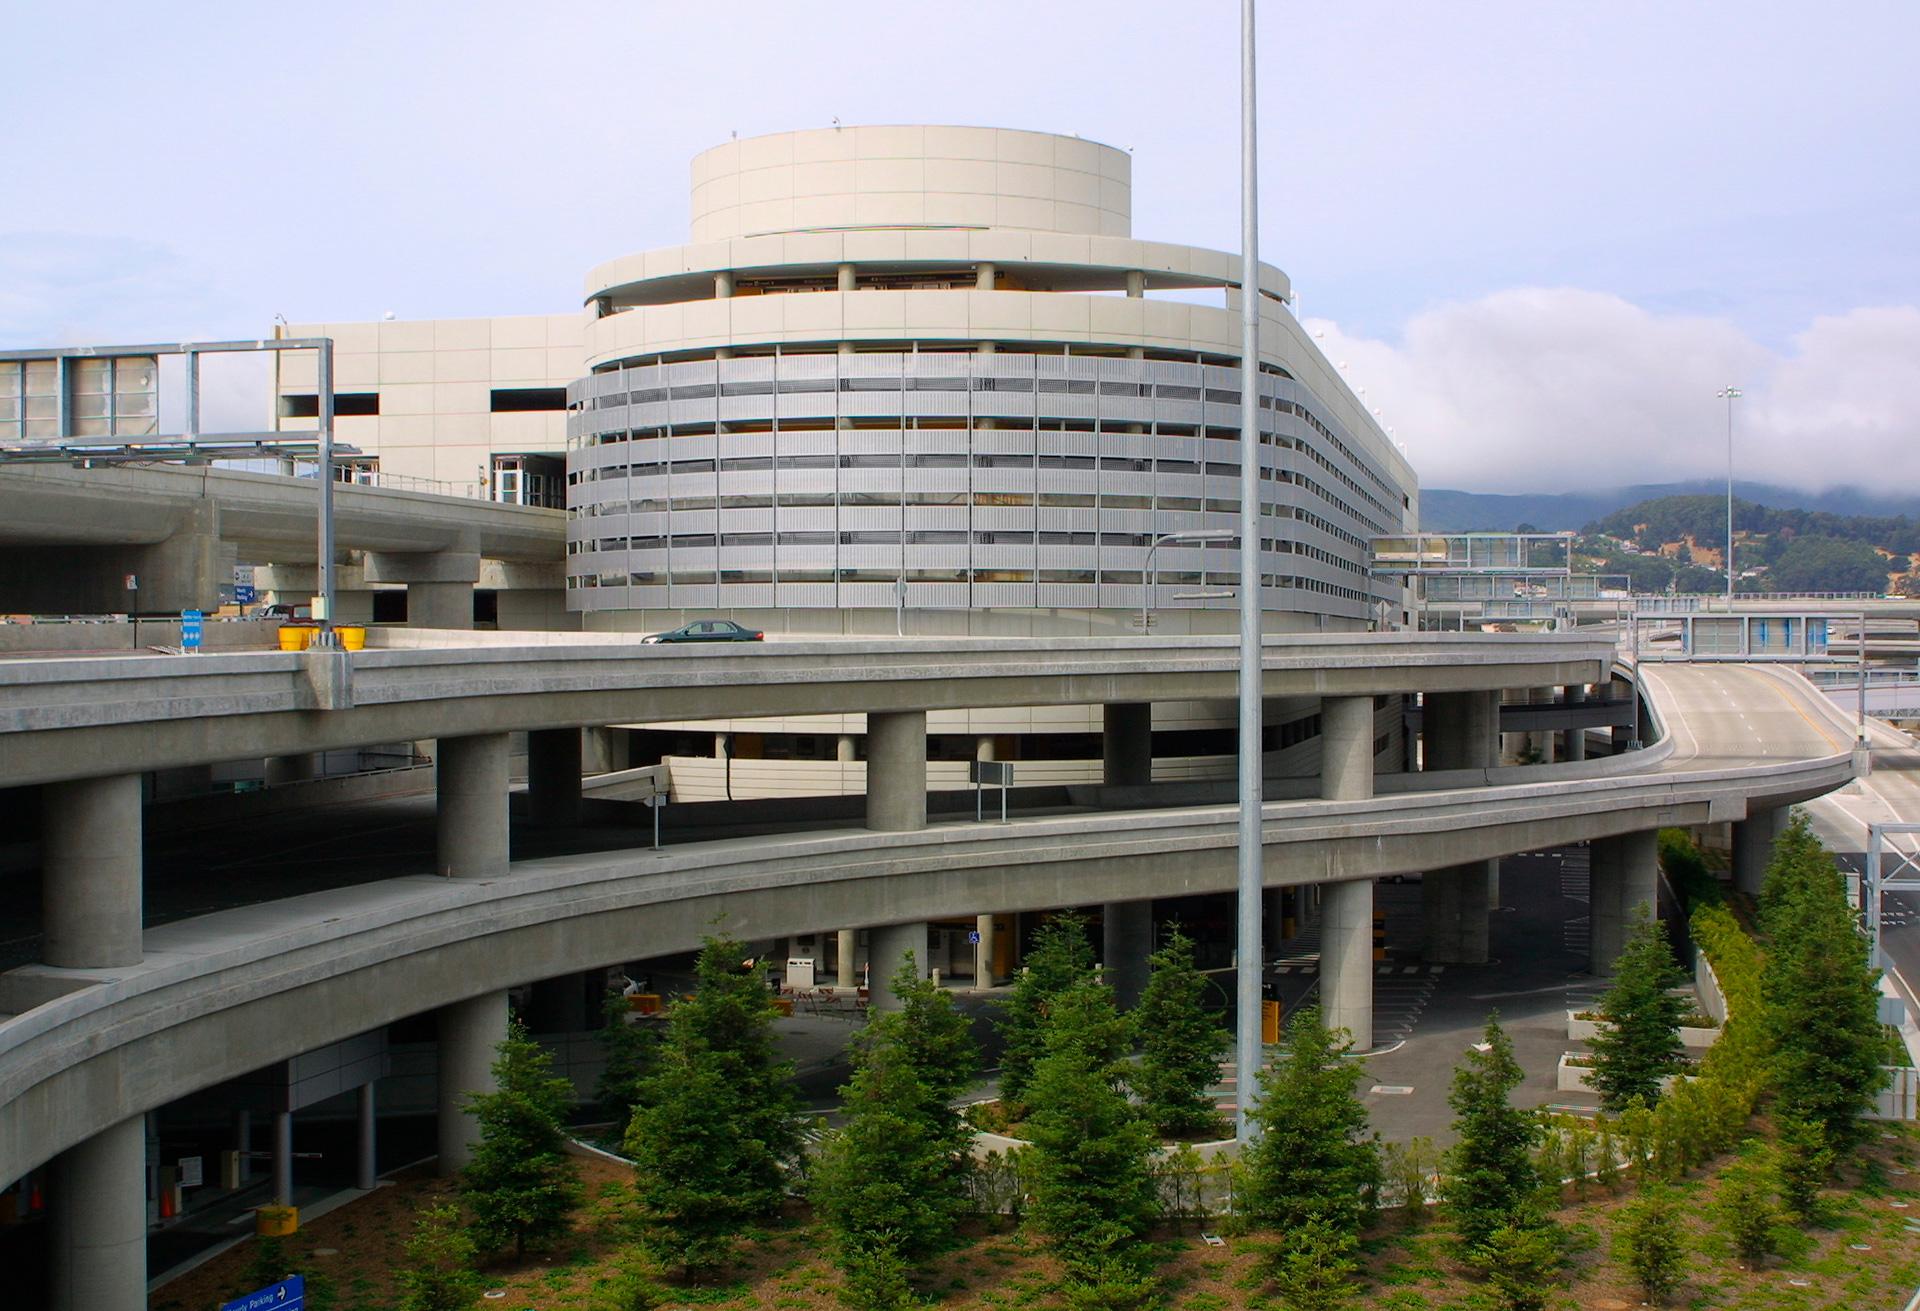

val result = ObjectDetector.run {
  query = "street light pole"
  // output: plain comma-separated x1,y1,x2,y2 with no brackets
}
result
1142,529,1235,632
1718,385,1742,611
1234,0,1264,1144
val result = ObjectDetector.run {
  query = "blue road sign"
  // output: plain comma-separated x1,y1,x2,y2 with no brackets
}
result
180,609,204,652
235,584,257,605
221,1275,305,1311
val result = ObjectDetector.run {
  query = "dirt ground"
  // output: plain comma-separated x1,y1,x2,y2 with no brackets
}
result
152,1131,1920,1311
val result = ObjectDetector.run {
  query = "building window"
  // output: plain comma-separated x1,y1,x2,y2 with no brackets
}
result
491,387,569,412
279,392,380,418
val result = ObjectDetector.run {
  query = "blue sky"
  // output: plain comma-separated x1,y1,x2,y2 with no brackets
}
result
4,1,1915,492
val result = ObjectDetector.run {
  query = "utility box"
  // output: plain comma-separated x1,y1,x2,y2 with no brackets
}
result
785,957,816,990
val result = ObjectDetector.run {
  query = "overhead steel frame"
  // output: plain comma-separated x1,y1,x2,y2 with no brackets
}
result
1865,823,1920,976
0,338,344,640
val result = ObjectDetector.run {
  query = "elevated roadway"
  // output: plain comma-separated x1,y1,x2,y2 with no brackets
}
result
0,636,1855,1191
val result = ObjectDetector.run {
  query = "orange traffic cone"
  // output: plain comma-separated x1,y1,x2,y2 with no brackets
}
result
158,1185,174,1220
28,1181,43,1212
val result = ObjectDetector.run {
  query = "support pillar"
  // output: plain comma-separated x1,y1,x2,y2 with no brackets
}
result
365,549,481,630
1561,685,1588,762
868,922,927,1011
1320,696,1375,801
1423,690,1498,772
1102,702,1152,788
835,734,856,763
865,711,927,832
48,1117,145,1311
356,1082,377,1190
1102,901,1153,1010
526,727,583,827
1733,806,1785,898
1322,879,1373,1051
974,913,996,986
272,1110,293,1206
437,990,508,1174
437,733,509,879
42,774,143,968
1423,861,1492,964
1590,829,1659,973
836,929,858,988
233,1108,252,1183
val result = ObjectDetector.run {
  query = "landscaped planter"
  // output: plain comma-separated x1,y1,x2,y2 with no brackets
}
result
1566,1010,1719,1049
1557,1052,1680,1095
963,1099,1240,1215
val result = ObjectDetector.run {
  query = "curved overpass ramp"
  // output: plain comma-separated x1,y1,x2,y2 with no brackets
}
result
0,647,1855,1188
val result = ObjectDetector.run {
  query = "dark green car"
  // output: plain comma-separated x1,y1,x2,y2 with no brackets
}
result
640,619,765,644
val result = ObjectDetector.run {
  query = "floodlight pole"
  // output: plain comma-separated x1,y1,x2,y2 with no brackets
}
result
1234,0,1264,1143
1718,385,1741,610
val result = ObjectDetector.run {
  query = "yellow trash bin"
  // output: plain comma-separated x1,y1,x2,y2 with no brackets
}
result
1261,998,1282,1045
276,625,314,652
336,625,366,651
256,1205,298,1236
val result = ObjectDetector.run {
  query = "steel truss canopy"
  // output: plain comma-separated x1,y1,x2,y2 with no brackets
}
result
0,339,354,464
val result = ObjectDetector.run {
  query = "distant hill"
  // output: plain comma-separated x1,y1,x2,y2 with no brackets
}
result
1419,481,1920,534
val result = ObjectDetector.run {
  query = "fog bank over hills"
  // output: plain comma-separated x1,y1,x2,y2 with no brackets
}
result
1420,481,1920,534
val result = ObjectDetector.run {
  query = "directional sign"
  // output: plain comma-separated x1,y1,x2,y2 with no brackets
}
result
221,1275,304,1311
235,584,257,605
180,610,204,652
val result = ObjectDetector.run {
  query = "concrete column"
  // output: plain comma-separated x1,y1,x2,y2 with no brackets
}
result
1589,835,1624,975
356,1083,377,1190
837,263,856,293
408,580,475,630
1322,879,1373,1051
233,1108,252,1183
1103,900,1153,1010
1321,695,1375,801
1423,861,1492,964
265,753,319,785
526,727,583,827
1529,687,1557,764
976,262,996,290
868,922,927,1011
1102,702,1152,788
836,928,858,988
1559,683,1589,763
1423,690,1498,771
865,711,927,832
436,733,509,879
714,270,734,298
836,733,856,763
437,990,508,1174
1126,269,1146,298
1733,806,1785,897
48,1117,145,1311
272,1110,293,1206
42,774,142,968
974,913,996,986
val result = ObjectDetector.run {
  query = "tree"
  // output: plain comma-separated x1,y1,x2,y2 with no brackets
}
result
995,911,1097,1109
1023,977,1159,1282
1714,1154,1780,1269
1469,1222,1561,1311
624,934,801,1274
1770,535,1890,594
1442,1015,1542,1252
1614,1188,1686,1305
1380,1137,1439,1218
397,1204,483,1311
1129,925,1228,1137
461,1018,583,1260
1586,904,1687,1110
1773,1115,1833,1222
813,957,980,1305
1761,819,1889,1153
595,989,656,1127
1266,1216,1360,1311
1240,1005,1380,1236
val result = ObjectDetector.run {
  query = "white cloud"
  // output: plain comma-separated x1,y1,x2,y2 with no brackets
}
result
1310,291,1920,493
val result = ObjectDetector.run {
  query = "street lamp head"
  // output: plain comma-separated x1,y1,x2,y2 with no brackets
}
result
1718,386,1743,399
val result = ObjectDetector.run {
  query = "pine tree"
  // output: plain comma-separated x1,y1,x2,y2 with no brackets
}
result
1240,1005,1380,1235
595,990,657,1127
1773,1115,1833,1222
1614,1188,1686,1305
1470,1221,1562,1311
397,1204,483,1311
1758,811,1833,932
1587,904,1687,1110
624,934,801,1274
1442,1015,1543,1252
1763,826,1889,1153
1266,1216,1360,1311
1714,1154,1780,1269
813,956,980,1304
995,911,1097,1109
1130,925,1229,1138
461,1018,583,1260
1023,977,1159,1282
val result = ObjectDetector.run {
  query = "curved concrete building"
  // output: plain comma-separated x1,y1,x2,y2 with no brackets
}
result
567,125,1416,632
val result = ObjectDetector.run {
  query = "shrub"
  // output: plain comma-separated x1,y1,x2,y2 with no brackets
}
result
1714,1154,1780,1269
1379,1137,1439,1216
397,1204,482,1311
1266,1216,1360,1311
1468,1221,1561,1311
1614,1188,1686,1305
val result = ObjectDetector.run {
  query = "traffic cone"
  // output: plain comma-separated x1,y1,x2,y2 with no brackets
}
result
158,1185,174,1220
28,1181,43,1212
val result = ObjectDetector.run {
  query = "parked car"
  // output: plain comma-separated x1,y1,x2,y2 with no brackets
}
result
252,602,311,622
640,619,765,644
